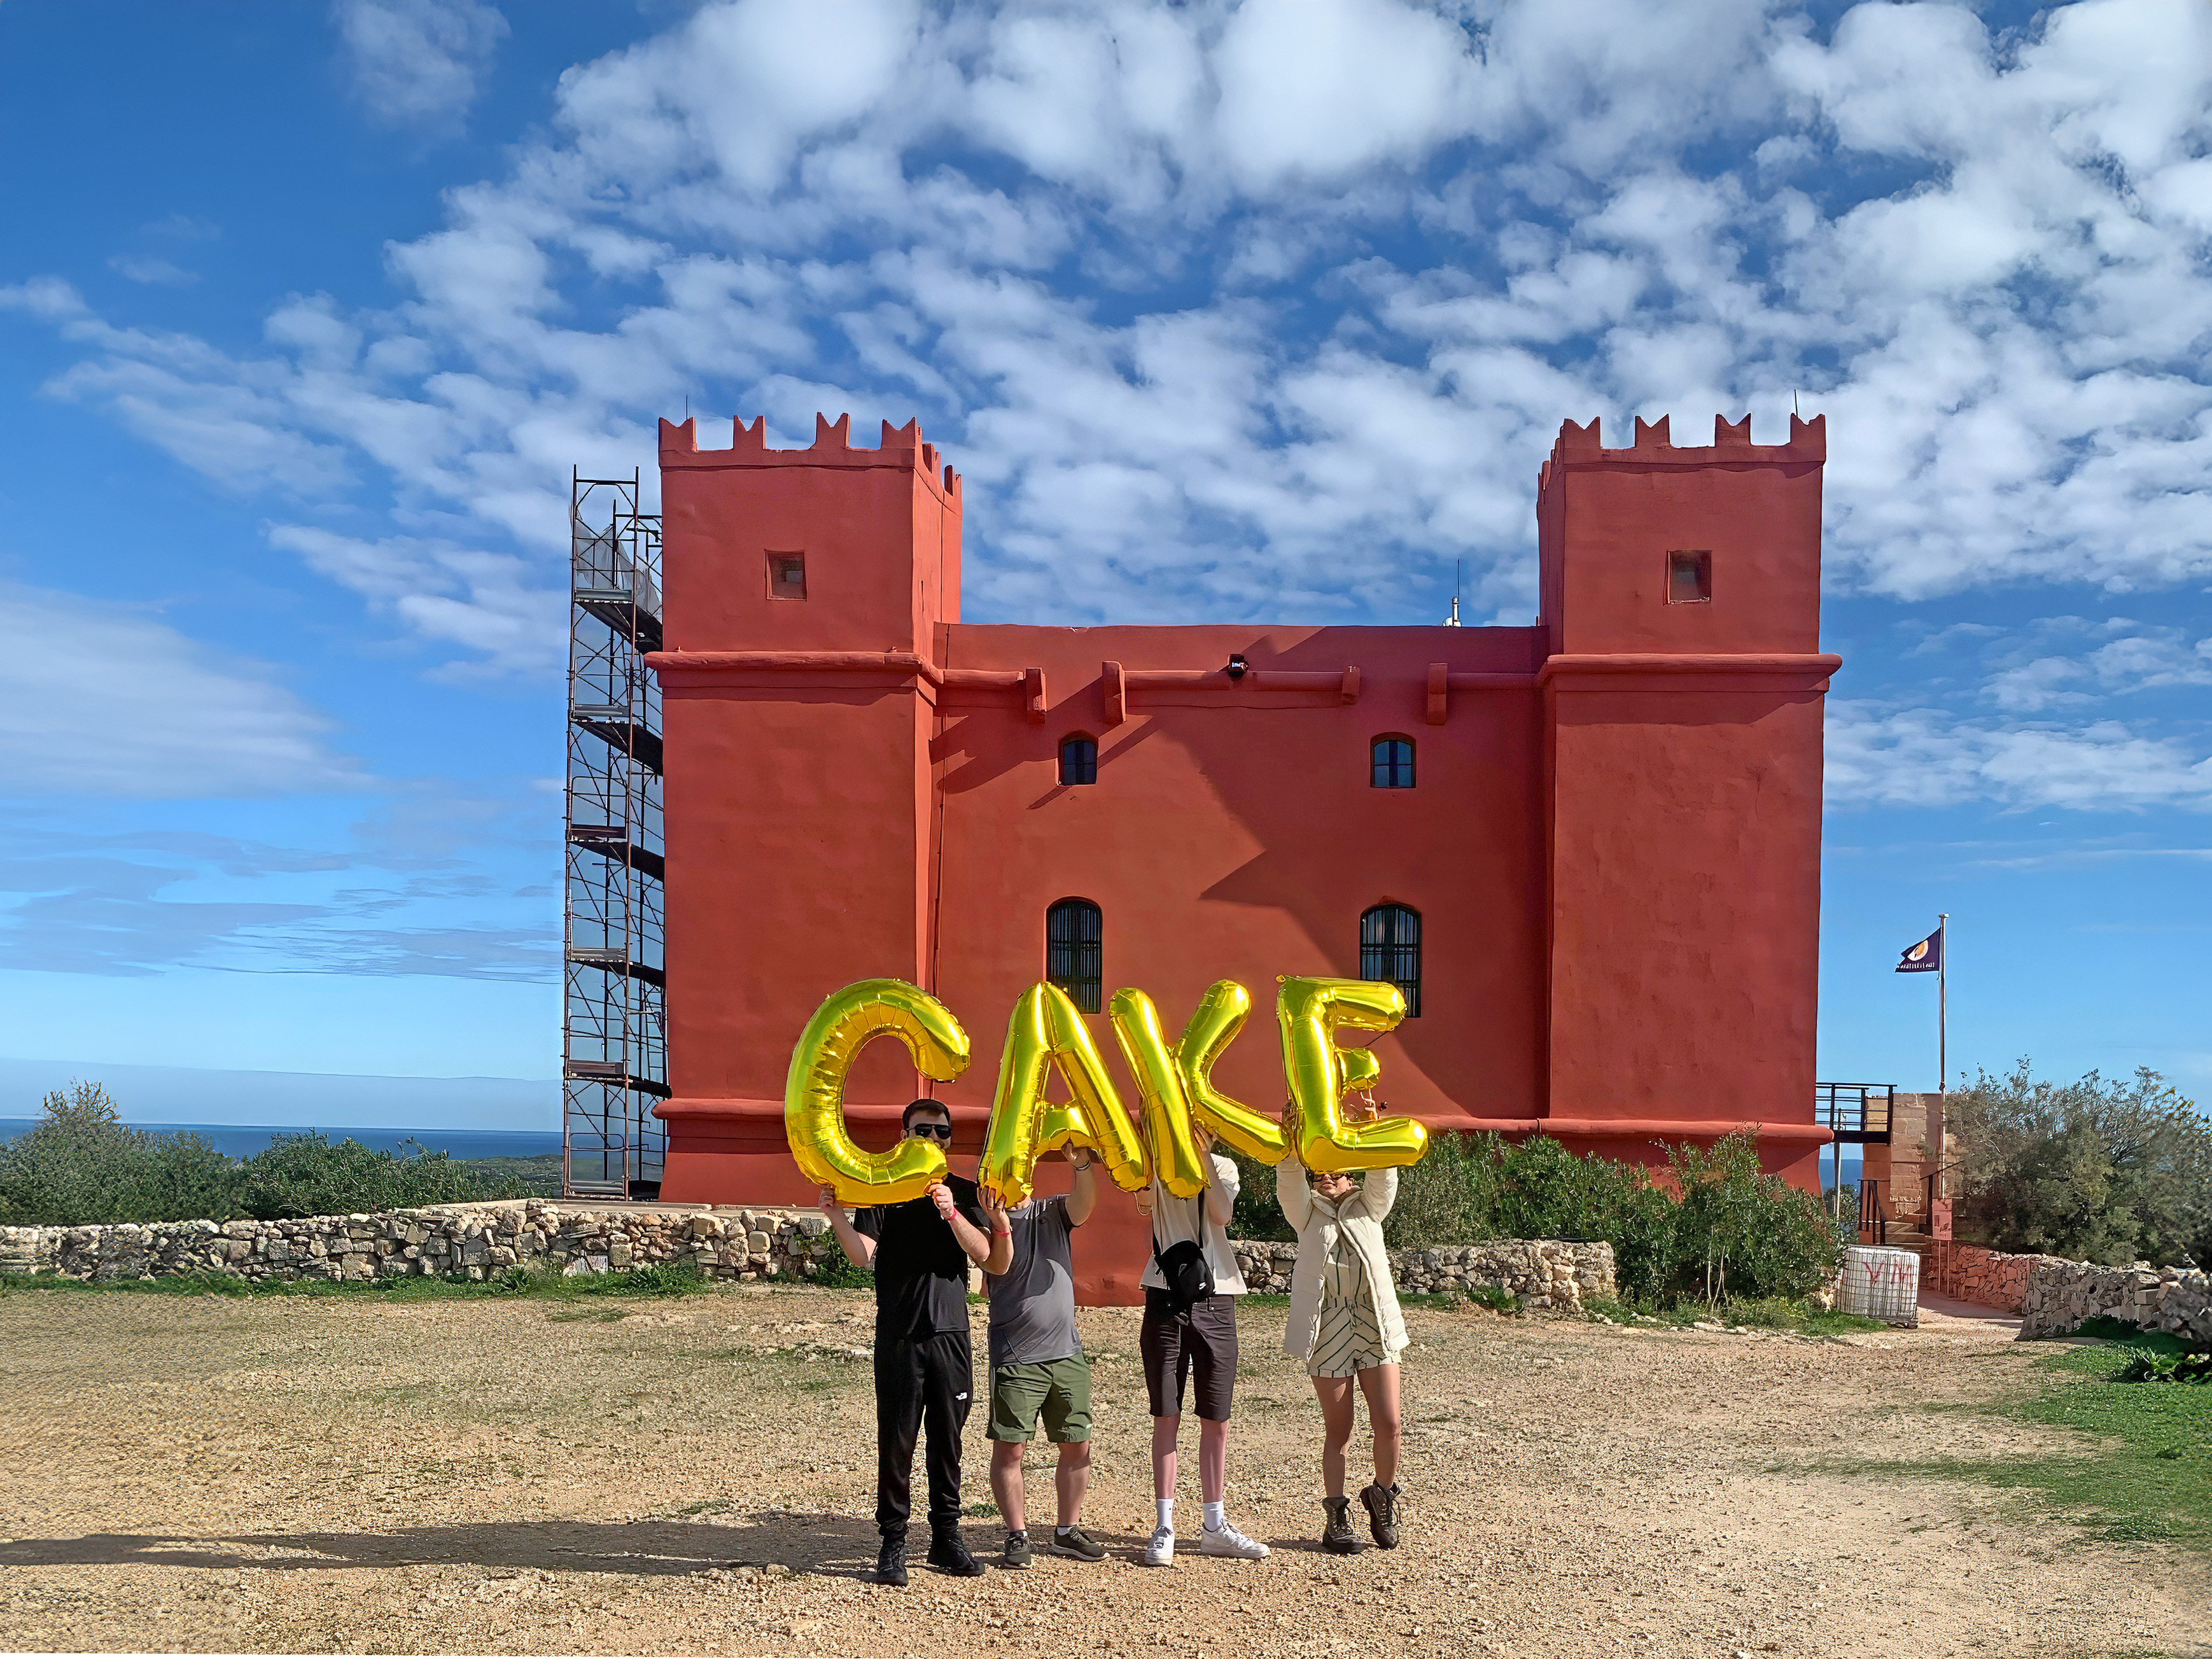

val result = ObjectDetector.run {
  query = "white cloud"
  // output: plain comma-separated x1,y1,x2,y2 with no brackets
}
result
1985,627,2212,711
0,584,363,799
108,255,197,286
332,0,508,134
2,0,2209,664
1827,702,2212,812
265,525,564,672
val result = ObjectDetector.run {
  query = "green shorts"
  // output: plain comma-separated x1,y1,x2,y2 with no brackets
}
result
986,1354,1093,1444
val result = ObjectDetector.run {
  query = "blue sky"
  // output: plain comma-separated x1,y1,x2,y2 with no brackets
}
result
1,0,2206,1129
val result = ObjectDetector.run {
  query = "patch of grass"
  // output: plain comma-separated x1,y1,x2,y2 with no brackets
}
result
1826,1331,2212,1550
1467,1284,1520,1316
1588,1292,1883,1338
545,1307,629,1324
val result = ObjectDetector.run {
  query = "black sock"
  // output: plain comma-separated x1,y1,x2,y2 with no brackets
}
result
1007,1528,1026,1539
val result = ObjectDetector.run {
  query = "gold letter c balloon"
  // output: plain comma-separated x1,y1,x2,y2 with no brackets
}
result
1277,976,1430,1173
784,979,970,1207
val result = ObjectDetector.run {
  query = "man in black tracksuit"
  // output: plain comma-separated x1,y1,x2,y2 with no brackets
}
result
820,1096,1011,1585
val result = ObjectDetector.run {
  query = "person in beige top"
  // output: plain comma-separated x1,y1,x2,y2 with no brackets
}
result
1277,1097,1407,1555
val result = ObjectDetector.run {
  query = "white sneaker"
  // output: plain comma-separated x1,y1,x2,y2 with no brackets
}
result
1199,1522,1270,1560
1140,1526,1175,1567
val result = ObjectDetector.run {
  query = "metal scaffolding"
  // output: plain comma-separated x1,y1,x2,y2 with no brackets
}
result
563,469,668,1198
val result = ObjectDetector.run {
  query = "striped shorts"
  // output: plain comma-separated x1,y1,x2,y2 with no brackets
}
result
1306,1297,1392,1378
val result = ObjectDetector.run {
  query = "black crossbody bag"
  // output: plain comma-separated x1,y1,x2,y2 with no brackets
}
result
1151,1230,1215,1309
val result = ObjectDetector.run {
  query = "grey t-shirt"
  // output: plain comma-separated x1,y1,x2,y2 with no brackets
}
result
984,1196,1082,1371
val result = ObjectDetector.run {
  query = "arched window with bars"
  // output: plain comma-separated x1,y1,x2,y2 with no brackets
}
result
1371,735,1415,788
1046,898,1103,1012
1359,902,1422,1018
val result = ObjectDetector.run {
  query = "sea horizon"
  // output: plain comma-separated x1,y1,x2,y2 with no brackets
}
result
0,1121,565,1161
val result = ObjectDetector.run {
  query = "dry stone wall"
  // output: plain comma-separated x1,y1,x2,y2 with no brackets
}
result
1935,1244,2058,1313
2020,1259,2211,1343
1,1202,1616,1313
0,1201,840,1285
1233,1238,1616,1311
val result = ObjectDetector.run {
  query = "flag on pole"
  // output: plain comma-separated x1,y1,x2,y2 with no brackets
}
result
1896,923,1943,974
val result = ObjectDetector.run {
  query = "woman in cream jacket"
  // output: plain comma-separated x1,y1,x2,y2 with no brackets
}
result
1277,1138,1406,1555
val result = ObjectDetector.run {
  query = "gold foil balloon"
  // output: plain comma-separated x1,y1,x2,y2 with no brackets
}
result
1172,979,1289,1163
1277,976,1430,1173
1108,988,1208,1198
784,979,970,1207
979,983,1150,1205
1340,1044,1382,1095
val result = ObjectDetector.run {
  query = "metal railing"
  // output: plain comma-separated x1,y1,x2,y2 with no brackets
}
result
1816,1082,1895,1143
1858,1179,1888,1246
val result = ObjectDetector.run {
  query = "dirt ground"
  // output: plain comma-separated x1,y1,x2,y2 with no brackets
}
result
1,1285,2206,1659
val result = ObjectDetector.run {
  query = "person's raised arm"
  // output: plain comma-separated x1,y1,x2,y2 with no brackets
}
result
1353,1165,1399,1223
1201,1148,1237,1229
817,1186,876,1269
932,1182,997,1270
1064,1149,1098,1228
976,1188,1014,1275
1277,1158,1313,1232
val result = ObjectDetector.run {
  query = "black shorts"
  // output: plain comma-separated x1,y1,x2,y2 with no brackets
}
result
1140,1291,1239,1422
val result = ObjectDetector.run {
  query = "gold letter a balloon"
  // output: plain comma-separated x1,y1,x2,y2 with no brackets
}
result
979,983,1150,1205
784,979,970,1207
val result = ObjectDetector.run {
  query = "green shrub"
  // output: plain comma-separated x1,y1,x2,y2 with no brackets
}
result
0,1082,237,1226
1371,1128,1837,1312
1663,1133,1842,1305
0,1082,527,1227
1950,1061,2211,1268
234,1132,523,1220
1228,1151,1294,1242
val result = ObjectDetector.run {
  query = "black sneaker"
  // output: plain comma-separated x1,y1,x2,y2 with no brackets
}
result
1359,1481,1401,1550
1049,1525,1106,1562
927,1530,985,1577
874,1536,908,1586
1322,1495,1365,1555
1002,1529,1033,1569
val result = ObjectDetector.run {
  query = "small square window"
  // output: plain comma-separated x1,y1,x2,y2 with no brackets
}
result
1666,550,1711,605
768,552,808,601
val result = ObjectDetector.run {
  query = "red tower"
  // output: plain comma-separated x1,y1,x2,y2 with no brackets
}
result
647,410,1836,1303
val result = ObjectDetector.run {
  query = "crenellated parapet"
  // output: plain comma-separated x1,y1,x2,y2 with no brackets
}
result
659,412,961,500
1539,412,1824,492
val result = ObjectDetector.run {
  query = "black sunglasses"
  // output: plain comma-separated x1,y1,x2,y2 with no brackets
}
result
906,1121,954,1142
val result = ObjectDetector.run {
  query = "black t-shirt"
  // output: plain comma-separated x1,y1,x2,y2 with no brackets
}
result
853,1175,991,1341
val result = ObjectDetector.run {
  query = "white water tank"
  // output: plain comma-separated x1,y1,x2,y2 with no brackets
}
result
1837,1245,1921,1326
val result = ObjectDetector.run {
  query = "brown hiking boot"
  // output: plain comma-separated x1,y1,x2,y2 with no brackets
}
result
1359,1482,1401,1549
1321,1495,1364,1555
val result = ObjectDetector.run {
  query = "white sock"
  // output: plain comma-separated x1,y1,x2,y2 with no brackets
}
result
1203,1501,1226,1532
1155,1498,1174,1531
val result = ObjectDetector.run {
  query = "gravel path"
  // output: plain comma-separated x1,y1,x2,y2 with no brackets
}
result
1,1286,2206,1657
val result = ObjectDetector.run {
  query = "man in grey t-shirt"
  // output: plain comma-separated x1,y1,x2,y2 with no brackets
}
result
983,1148,1104,1568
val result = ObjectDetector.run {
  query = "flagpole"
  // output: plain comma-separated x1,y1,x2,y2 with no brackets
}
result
1937,911,1949,1097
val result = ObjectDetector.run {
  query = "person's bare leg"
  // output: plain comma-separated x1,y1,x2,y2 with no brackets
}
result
1196,1416,1228,1506
1151,1414,1179,1500
1054,1439,1091,1527
989,1439,1026,1532
1310,1375,1357,1498
1356,1364,1402,1489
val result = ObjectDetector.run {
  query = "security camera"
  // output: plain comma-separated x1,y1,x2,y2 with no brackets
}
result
1226,653,1248,680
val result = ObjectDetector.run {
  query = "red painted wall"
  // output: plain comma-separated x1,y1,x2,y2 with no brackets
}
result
648,409,1837,1302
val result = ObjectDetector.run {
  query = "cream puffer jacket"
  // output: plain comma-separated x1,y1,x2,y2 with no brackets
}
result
1277,1165,1406,1366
